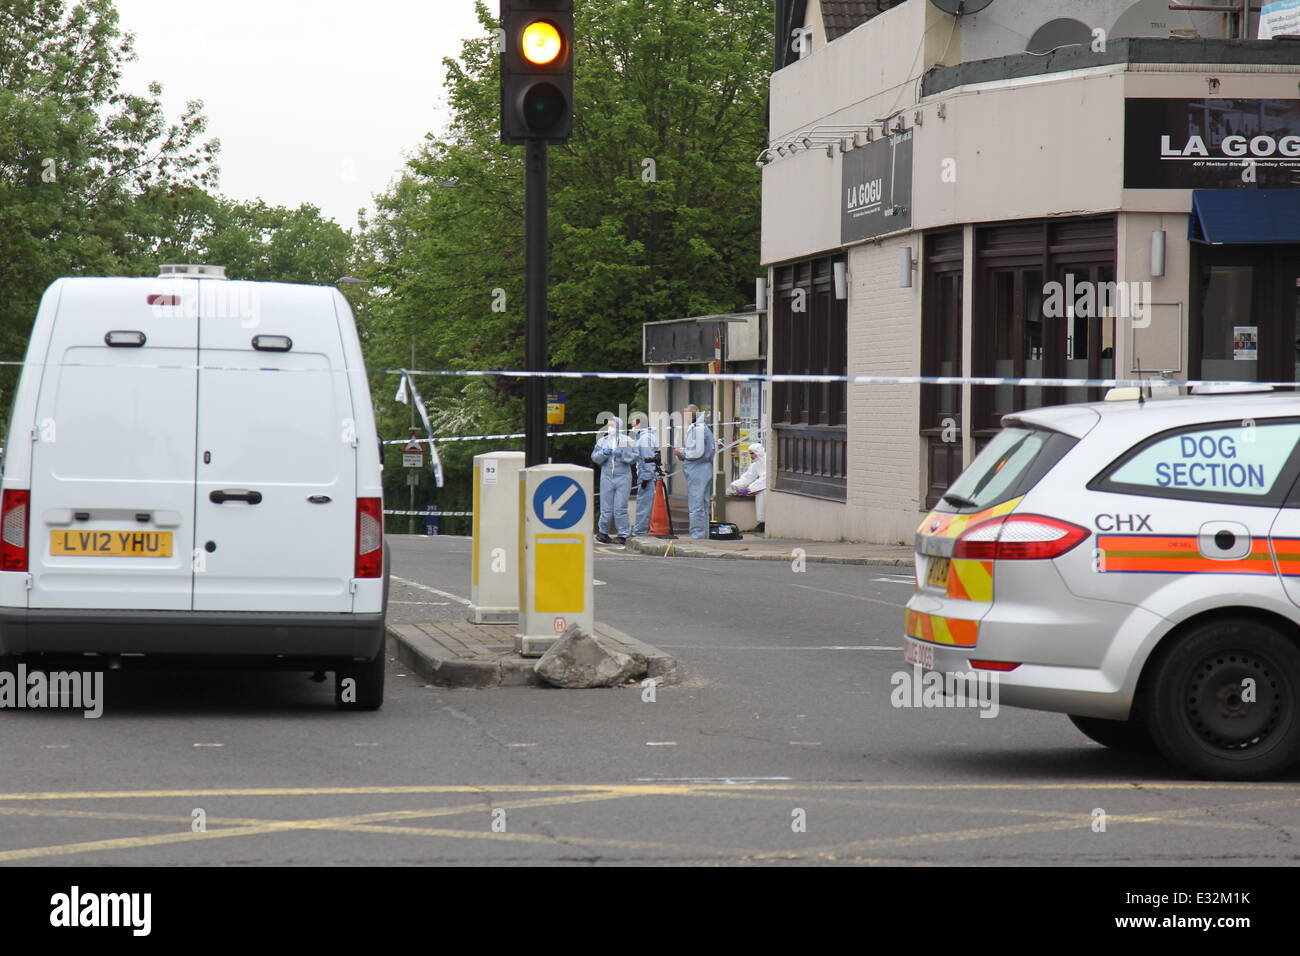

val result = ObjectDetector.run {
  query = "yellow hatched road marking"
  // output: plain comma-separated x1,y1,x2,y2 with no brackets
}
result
1,784,1298,863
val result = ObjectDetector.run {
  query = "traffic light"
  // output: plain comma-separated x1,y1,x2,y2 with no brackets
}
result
500,0,574,144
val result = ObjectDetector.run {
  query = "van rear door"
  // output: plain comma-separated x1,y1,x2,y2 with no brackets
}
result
28,277,199,610
191,282,356,613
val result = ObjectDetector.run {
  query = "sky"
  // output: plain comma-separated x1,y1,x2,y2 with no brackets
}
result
113,0,489,229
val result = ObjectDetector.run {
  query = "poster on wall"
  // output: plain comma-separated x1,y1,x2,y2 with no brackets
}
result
1124,98,1300,188
841,129,913,243
1259,0,1300,38
1234,326,1258,361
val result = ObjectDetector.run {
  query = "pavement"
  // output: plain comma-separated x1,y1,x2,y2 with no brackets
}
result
626,533,914,566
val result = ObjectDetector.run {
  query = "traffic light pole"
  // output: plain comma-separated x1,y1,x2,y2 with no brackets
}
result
524,137,549,467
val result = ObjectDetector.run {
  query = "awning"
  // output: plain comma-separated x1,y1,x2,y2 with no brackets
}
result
1188,189,1300,244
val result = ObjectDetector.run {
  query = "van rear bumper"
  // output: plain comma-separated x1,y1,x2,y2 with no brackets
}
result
0,608,385,663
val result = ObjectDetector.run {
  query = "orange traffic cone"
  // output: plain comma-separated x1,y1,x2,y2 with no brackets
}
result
649,477,676,538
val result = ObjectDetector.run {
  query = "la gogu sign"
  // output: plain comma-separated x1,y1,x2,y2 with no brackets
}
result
1125,98,1300,188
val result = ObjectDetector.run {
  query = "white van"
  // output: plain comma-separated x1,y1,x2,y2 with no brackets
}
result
0,266,389,709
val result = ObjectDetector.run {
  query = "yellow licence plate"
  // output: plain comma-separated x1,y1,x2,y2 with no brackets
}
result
50,529,173,558
925,556,950,589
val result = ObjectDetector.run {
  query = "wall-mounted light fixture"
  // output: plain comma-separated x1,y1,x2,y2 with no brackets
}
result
899,247,916,289
1151,230,1166,278
833,261,848,300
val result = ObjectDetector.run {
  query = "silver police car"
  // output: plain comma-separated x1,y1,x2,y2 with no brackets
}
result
906,388,1300,780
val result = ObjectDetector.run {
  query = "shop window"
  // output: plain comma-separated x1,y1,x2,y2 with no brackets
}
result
772,253,847,500
920,230,963,509
972,217,1116,437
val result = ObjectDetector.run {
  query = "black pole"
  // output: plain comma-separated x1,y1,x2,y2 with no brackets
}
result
525,138,549,467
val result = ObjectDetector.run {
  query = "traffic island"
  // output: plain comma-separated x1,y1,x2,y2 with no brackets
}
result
386,619,680,689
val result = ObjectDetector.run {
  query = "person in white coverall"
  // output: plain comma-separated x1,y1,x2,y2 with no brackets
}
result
591,416,636,544
674,404,716,540
629,413,659,538
727,442,767,534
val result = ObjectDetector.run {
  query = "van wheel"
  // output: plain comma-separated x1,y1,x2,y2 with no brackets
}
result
335,651,385,711
1068,714,1154,752
1143,618,1300,780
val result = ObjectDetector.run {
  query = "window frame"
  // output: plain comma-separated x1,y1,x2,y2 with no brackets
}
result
1088,415,1300,509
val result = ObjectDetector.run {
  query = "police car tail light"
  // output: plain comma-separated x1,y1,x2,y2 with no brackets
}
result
1,489,29,572
355,498,383,578
953,514,1088,561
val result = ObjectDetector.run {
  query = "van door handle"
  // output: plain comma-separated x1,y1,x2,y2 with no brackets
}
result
209,490,263,505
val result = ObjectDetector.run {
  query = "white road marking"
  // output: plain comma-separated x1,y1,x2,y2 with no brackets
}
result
193,743,224,748
391,575,471,607
507,743,538,748
41,745,71,750
789,741,823,746
790,583,906,608
354,742,380,747
872,576,915,584
645,741,678,746
389,600,451,606
593,579,606,586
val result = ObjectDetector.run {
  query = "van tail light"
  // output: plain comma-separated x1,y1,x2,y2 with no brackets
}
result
953,514,1089,561
1,489,30,572
356,497,383,578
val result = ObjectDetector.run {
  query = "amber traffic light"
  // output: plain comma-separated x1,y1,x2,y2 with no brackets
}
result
500,1,573,143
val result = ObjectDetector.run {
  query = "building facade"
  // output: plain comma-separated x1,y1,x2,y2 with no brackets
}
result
762,0,1300,543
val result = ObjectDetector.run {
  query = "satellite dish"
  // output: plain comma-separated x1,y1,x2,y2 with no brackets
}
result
1111,0,1196,39
929,0,995,15
1026,18,1093,54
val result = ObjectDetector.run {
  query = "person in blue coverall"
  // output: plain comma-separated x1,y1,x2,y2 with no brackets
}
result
674,404,716,540
629,413,659,538
591,416,636,544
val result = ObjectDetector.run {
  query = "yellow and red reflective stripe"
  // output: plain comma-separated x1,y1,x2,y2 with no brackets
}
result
947,559,993,602
905,609,979,647
1097,534,1275,575
1273,538,1300,576
916,496,1024,541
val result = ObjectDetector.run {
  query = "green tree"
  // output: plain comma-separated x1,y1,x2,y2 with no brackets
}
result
0,0,218,419
362,0,770,520
188,199,355,286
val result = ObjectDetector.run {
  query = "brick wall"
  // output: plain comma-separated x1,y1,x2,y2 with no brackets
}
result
845,238,924,542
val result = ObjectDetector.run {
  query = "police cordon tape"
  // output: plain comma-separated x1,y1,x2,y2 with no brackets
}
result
383,421,751,445
372,367,1292,390
383,510,473,517
0,357,1295,391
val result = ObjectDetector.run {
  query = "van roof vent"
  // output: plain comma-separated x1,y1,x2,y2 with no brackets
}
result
158,264,227,279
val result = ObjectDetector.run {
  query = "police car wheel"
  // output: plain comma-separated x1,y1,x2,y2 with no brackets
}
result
335,651,385,711
1145,619,1300,780
1067,714,1154,752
